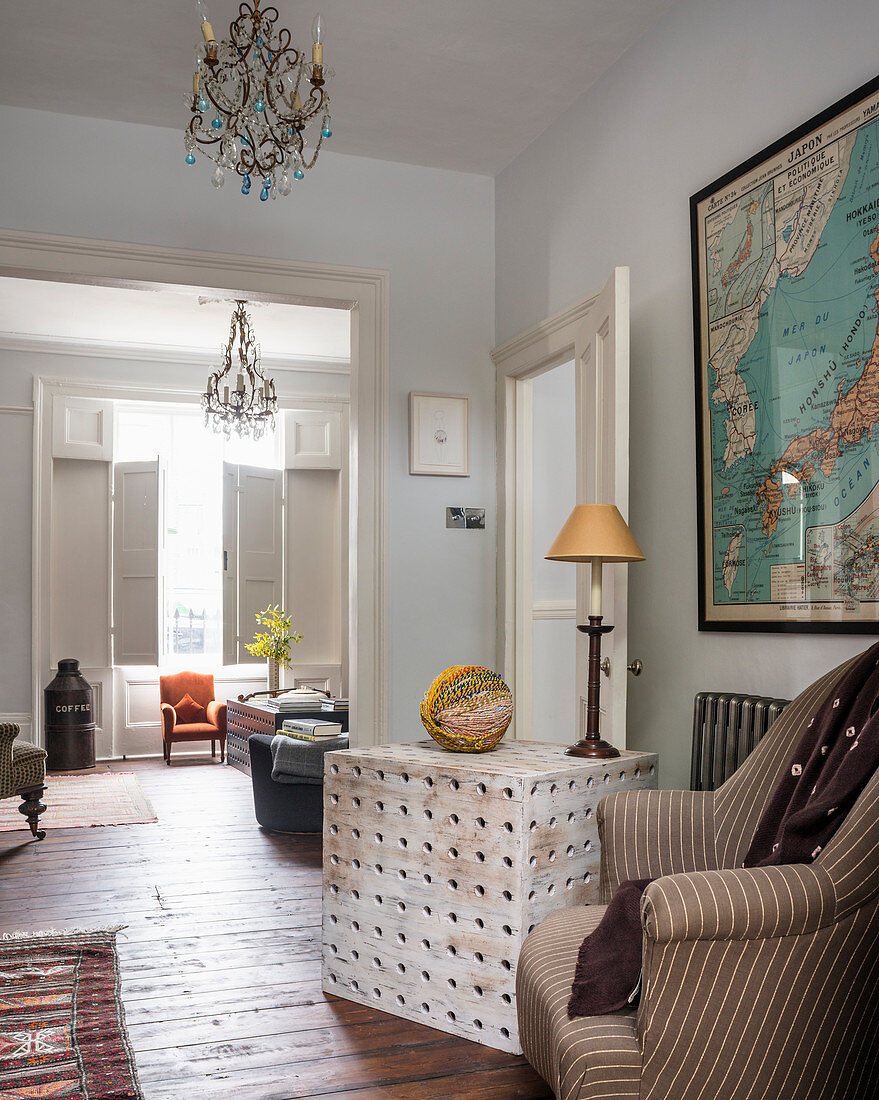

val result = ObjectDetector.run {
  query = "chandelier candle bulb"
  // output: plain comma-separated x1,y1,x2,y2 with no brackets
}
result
223,385,229,403
312,12,324,63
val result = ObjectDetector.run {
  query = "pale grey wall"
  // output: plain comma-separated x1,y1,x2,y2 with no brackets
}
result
496,0,879,788
0,106,496,742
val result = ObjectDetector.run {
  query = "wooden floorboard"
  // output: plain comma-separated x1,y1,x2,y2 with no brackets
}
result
0,758,551,1098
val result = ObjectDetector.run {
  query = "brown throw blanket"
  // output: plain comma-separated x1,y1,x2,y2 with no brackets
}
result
568,642,879,1018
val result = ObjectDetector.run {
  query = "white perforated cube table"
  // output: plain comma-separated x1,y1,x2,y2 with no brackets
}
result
321,739,658,1053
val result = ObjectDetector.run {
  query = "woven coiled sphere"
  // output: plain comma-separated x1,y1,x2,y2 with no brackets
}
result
420,666,513,753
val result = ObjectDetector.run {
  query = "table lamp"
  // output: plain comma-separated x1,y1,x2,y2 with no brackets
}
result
545,504,645,759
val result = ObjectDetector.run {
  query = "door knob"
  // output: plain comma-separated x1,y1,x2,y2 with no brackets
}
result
599,657,611,677
627,658,643,677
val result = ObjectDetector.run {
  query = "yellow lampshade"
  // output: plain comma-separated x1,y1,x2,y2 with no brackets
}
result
545,504,645,563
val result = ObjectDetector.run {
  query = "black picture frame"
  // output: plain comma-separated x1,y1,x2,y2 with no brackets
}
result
691,73,879,633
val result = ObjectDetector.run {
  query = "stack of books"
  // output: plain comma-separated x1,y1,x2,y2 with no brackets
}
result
281,717,346,742
322,696,349,712
263,690,328,712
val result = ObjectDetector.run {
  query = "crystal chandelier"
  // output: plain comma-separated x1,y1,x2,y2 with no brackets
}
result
202,301,278,438
185,0,333,199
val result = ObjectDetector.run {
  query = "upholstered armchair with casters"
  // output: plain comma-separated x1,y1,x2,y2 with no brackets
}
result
159,671,226,765
1,722,47,839
516,656,879,1100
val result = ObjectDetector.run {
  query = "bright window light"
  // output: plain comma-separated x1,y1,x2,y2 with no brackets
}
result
115,403,282,663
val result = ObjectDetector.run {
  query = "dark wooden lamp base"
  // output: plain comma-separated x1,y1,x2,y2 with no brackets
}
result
567,617,620,760
565,737,620,759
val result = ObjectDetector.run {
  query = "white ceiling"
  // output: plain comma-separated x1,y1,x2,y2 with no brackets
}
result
0,1,677,175
0,278,351,362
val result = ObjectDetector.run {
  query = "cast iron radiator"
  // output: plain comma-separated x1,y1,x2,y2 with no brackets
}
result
690,692,790,792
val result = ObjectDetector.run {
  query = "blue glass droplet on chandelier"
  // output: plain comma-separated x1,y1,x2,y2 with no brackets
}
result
255,99,265,113
240,135,250,146
211,116,222,130
259,186,269,202
198,97,209,112
293,167,305,180
241,173,251,195
256,36,264,45
321,127,332,138
185,153,196,165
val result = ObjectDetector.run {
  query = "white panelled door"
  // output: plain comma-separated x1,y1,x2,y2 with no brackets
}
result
573,266,631,748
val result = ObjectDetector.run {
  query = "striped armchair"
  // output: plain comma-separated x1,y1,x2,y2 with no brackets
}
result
0,722,47,840
516,657,879,1100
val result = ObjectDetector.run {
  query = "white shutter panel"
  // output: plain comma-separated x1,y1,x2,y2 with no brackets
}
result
285,409,342,469
236,464,283,664
113,460,160,666
52,396,114,460
222,462,238,666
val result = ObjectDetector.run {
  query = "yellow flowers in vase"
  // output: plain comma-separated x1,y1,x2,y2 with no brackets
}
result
245,606,303,693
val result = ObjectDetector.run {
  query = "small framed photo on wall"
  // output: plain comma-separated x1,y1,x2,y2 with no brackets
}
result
409,392,470,477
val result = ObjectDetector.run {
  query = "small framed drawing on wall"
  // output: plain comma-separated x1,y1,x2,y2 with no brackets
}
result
409,392,470,476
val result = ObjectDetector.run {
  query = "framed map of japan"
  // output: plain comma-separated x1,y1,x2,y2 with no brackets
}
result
692,75,879,632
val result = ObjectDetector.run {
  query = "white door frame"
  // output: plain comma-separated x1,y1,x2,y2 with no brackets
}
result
491,292,599,739
0,229,389,748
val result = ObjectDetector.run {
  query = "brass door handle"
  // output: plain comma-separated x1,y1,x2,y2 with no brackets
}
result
627,659,643,677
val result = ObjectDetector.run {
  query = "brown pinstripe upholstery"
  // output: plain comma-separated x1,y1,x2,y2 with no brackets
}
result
517,907,641,1100
517,655,879,1099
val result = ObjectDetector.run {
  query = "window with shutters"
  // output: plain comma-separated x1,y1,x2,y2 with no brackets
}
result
114,405,281,665
46,392,346,758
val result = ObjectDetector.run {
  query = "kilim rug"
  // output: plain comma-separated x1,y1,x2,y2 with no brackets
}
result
0,774,156,832
0,928,142,1098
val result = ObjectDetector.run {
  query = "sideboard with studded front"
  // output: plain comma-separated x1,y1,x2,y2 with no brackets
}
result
321,739,658,1054
226,699,349,774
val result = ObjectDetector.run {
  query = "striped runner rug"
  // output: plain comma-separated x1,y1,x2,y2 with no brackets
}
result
0,928,142,1098
0,773,156,831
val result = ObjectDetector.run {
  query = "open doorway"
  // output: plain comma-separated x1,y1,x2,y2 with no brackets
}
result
493,268,632,750
0,230,389,754
12,276,350,758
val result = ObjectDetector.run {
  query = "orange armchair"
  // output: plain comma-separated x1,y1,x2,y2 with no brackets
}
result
159,671,226,765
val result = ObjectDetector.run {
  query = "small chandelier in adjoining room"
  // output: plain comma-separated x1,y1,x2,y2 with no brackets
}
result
202,301,278,439
185,0,333,200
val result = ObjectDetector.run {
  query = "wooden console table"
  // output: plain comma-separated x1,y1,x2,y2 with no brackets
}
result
225,699,349,775
321,739,657,1054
